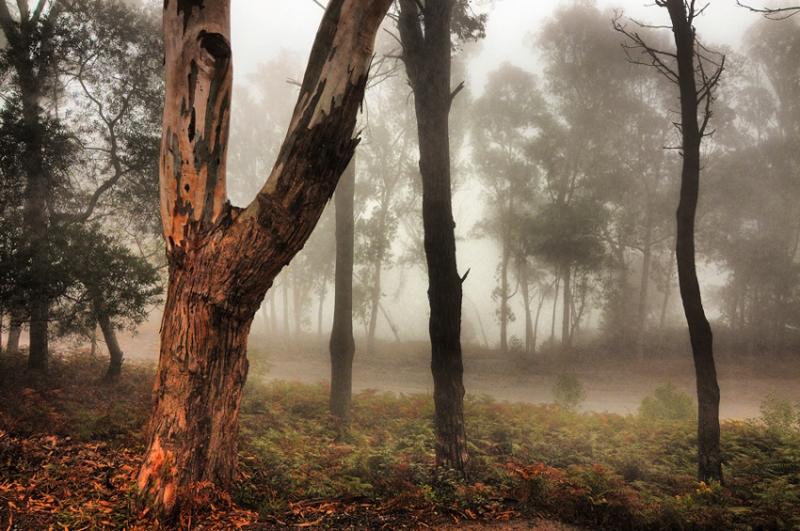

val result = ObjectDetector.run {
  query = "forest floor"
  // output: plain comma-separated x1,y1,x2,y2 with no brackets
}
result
3,332,800,530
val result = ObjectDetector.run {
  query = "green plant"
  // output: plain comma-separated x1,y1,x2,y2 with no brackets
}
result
638,383,697,421
759,394,799,432
553,373,586,412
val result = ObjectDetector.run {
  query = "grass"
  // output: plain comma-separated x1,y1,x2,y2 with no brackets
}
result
1,349,800,530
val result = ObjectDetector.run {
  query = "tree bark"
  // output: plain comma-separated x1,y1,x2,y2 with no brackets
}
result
330,159,356,421
94,293,124,383
561,263,571,349
399,0,468,475
664,0,723,484
138,0,392,519
6,312,23,355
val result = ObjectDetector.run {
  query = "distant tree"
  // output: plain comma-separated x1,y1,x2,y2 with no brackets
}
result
615,0,725,483
470,63,545,354
330,158,356,421
0,0,163,372
704,16,800,355
136,0,393,519
52,225,162,382
354,74,417,355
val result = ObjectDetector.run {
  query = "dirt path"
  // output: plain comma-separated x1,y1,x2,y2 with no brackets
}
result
109,320,800,420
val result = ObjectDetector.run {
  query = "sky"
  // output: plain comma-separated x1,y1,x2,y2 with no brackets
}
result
229,0,758,95
226,0,771,343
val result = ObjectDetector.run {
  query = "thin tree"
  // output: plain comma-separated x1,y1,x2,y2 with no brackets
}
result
397,0,469,475
615,0,725,483
330,158,356,421
137,0,393,519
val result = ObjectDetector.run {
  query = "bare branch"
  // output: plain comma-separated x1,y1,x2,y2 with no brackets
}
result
736,0,800,19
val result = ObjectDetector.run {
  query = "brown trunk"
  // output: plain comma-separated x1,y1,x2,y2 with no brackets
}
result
27,303,48,372
94,294,124,383
330,159,356,421
139,0,392,519
399,0,468,475
561,263,571,349
664,0,722,484
6,313,22,355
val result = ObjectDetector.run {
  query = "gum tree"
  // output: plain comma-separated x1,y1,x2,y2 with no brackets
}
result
137,0,393,519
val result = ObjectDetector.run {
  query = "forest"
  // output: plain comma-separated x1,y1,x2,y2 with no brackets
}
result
1,0,799,529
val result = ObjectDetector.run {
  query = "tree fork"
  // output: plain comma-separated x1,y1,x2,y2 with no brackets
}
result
139,0,393,519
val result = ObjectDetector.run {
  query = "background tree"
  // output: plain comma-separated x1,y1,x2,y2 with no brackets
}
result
137,0,393,518
470,63,545,354
0,0,163,372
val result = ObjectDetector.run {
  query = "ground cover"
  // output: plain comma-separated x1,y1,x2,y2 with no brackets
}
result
1,350,799,530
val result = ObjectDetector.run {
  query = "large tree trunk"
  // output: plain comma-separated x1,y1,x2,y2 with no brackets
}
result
138,0,392,519
664,0,722,484
399,0,468,475
330,159,356,421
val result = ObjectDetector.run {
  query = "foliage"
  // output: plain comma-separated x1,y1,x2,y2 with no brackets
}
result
638,383,698,422
2,353,800,529
552,373,587,412
759,394,800,433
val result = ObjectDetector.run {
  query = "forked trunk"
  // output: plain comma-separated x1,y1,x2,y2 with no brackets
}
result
139,0,392,519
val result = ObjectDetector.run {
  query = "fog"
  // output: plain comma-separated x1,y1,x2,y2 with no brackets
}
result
16,0,799,420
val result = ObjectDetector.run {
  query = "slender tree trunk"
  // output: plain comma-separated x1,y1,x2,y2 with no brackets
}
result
637,206,654,359
561,263,571,349
519,259,533,356
366,245,385,356
92,292,125,383
27,303,49,372
6,312,22,355
330,159,356,421
499,237,510,354
533,290,546,356
551,272,560,342
659,245,675,329
399,0,468,475
664,0,722,484
282,278,290,336
138,0,391,519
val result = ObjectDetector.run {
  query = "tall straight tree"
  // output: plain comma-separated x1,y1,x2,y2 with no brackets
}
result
616,0,725,483
330,158,356,421
398,0,469,474
137,0,393,519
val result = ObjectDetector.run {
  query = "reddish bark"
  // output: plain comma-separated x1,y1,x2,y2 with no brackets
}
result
138,0,393,519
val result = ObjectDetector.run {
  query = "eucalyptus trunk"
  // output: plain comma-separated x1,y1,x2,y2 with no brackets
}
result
664,0,722,484
330,159,356,421
399,0,468,475
138,0,392,519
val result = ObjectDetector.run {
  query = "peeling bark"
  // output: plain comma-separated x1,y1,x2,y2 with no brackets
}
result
139,0,392,519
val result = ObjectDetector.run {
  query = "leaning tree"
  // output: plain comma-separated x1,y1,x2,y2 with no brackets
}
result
137,0,393,520
615,0,725,483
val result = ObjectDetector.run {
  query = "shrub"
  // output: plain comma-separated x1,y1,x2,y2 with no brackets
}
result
759,394,799,432
553,373,586,412
638,384,697,421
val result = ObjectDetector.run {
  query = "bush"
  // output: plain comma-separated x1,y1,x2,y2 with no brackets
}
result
638,384,697,421
553,373,586,412
759,394,799,432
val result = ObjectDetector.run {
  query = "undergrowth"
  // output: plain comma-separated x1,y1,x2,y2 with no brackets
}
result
1,350,800,530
